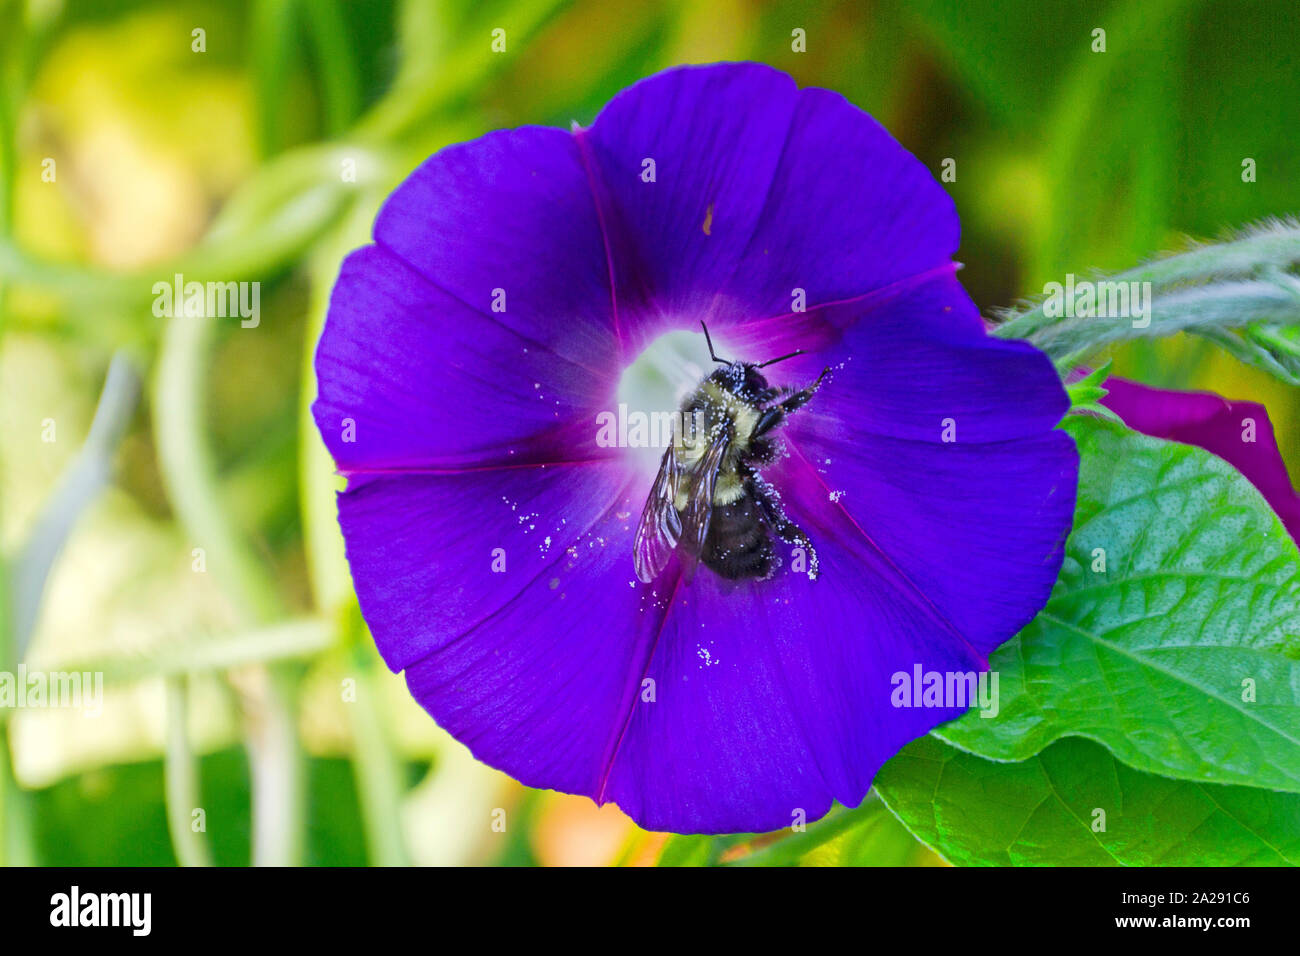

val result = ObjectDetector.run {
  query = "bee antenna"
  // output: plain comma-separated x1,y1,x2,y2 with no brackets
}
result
701,321,729,365
757,348,805,368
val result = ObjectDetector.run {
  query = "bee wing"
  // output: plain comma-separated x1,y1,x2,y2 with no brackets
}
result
633,445,683,584
678,428,730,564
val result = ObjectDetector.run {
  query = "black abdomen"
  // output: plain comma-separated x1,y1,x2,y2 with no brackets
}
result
701,494,775,580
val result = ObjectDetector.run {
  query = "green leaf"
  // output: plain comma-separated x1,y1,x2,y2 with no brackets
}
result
1063,358,1112,406
939,416,1300,792
876,735,1300,866
1064,360,1126,424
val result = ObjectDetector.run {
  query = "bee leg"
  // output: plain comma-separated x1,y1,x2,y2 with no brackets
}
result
751,479,819,580
779,367,830,413
753,367,830,437
752,406,785,437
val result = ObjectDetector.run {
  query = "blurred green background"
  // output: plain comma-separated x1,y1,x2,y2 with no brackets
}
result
0,0,1296,866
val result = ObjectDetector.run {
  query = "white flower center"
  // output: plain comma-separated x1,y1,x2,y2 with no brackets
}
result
613,327,737,478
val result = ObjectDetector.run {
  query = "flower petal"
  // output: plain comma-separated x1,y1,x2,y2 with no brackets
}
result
340,463,667,797
782,428,1077,660
338,278,1076,834
790,273,1071,444
580,62,958,346
776,275,1078,657
374,126,618,365
1101,377,1300,542
577,63,800,343
714,86,959,322
599,519,989,834
313,245,616,473
338,462,636,672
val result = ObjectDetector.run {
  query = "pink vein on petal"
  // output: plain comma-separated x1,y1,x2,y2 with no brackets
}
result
595,562,684,804
747,260,961,331
398,472,639,663
572,124,626,364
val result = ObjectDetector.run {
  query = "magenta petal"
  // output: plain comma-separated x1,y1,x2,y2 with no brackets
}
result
1101,377,1300,541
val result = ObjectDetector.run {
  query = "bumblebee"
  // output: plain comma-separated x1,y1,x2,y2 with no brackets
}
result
633,322,828,584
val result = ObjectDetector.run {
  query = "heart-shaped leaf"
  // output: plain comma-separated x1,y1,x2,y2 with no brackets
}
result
939,416,1300,792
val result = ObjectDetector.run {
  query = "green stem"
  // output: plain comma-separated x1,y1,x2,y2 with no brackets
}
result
995,221,1300,344
298,195,378,612
245,668,305,867
164,677,213,866
0,728,34,866
299,192,411,865
154,314,281,622
153,308,304,866
0,0,55,868
0,150,356,309
0,552,34,867
12,353,140,657
251,0,300,158
300,0,361,136
993,223,1300,367
354,0,570,143
344,645,411,866
57,619,332,684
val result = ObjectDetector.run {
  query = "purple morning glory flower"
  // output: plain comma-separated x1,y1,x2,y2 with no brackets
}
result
1100,377,1300,543
313,63,1077,834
